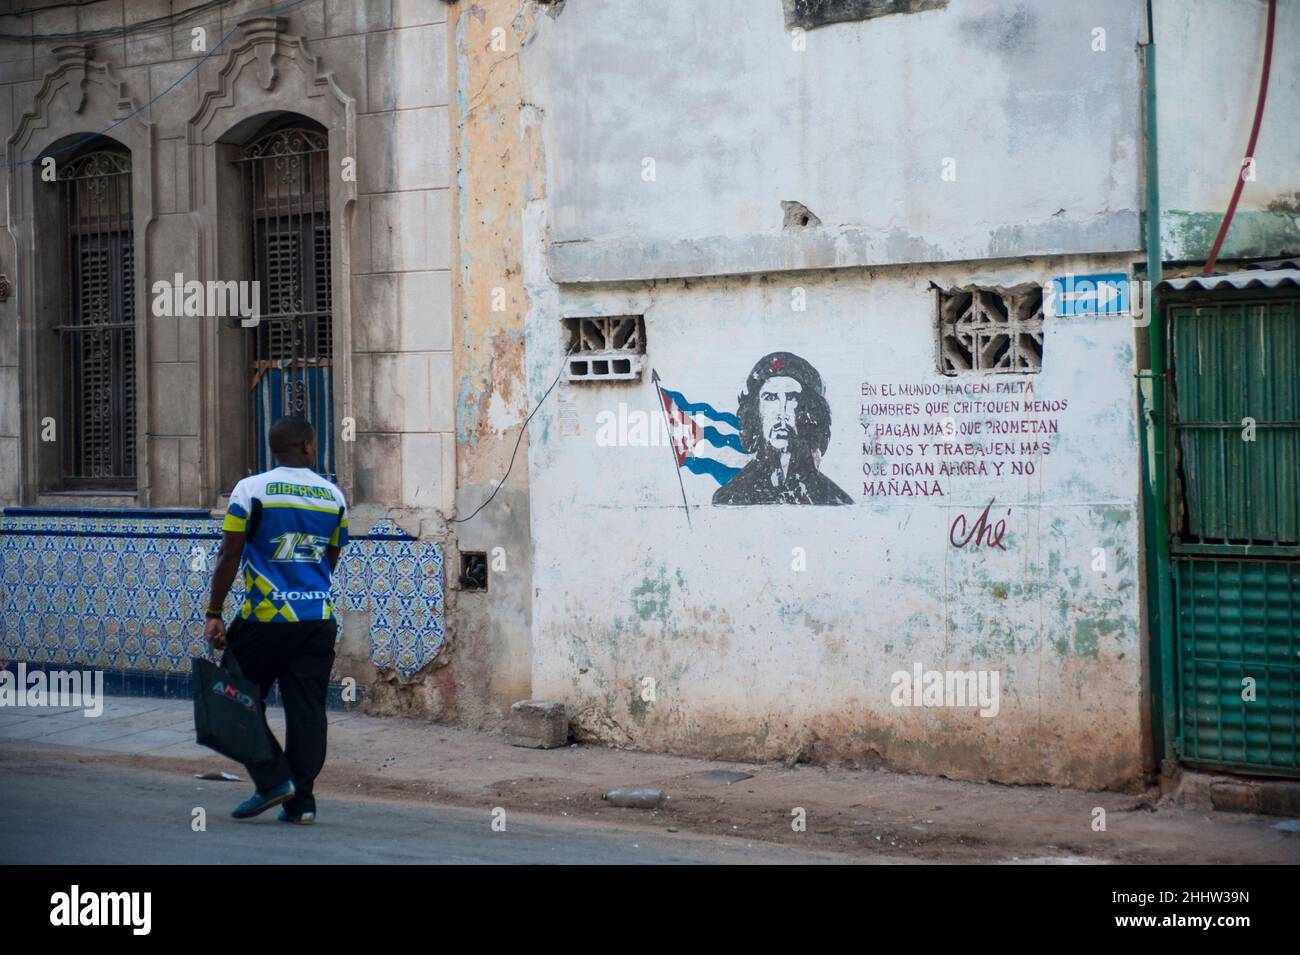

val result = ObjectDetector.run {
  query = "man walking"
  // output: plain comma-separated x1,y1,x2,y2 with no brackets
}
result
204,415,348,824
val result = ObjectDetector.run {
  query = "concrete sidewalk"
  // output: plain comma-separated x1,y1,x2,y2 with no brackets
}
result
2,695,1297,863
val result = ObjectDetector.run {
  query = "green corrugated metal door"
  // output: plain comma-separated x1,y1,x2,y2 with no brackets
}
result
1168,294,1300,775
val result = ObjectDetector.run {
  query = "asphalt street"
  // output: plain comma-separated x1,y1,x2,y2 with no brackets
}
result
0,752,867,865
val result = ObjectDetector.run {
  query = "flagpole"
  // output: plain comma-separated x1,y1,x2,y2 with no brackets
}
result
651,368,691,529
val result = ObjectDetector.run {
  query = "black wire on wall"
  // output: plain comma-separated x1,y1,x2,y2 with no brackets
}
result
0,0,230,43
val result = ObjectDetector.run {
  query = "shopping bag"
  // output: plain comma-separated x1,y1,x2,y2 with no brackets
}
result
192,650,274,766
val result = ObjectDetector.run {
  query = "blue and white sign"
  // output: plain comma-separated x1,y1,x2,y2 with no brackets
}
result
1048,273,1130,317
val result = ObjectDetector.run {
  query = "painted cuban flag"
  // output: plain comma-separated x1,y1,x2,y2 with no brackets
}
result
652,369,749,488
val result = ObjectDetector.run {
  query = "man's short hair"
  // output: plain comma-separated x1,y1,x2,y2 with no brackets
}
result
269,415,316,455
735,351,833,456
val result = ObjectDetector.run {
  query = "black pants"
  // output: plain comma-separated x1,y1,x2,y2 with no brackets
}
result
222,616,337,813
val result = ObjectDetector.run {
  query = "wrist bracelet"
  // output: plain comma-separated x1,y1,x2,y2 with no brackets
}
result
205,609,223,620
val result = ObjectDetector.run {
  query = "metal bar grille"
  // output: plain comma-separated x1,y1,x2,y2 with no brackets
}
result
57,149,135,485
1175,558,1300,775
1167,292,1300,775
1169,298,1300,549
235,127,334,480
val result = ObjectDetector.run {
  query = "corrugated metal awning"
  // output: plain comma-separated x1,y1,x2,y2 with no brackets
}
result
1158,260,1300,291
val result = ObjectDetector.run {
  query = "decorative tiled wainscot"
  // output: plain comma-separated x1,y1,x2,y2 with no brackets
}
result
0,509,445,702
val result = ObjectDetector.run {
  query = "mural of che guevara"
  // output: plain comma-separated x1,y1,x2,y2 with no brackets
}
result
713,351,853,506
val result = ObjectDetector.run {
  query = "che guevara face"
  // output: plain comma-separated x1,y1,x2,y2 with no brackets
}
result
759,375,801,452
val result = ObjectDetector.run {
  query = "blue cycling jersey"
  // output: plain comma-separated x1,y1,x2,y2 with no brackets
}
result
222,466,349,622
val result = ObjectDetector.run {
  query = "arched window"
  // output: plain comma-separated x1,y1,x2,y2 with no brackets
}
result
57,145,135,485
235,124,335,479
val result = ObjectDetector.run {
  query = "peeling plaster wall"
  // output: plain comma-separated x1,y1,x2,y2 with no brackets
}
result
449,0,547,725
1155,0,1300,261
525,258,1145,789
514,0,1149,787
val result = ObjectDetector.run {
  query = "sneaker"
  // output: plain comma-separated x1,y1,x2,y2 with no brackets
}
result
231,781,295,819
278,807,316,825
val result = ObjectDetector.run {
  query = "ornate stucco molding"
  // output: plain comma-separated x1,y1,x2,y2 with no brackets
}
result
189,17,355,145
8,44,143,160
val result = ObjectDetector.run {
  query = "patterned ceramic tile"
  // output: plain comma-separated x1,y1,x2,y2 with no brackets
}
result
0,509,444,682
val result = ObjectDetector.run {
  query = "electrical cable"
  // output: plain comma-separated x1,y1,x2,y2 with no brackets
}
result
449,346,574,525
0,0,311,170
0,0,228,42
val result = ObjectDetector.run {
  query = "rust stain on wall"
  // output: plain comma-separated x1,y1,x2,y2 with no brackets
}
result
455,0,544,485
441,0,547,728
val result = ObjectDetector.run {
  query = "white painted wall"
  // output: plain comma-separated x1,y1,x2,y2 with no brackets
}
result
526,256,1144,788
526,0,1144,281
513,0,1156,786
1156,0,1300,260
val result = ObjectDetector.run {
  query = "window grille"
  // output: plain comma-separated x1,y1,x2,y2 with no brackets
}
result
235,126,335,479
57,147,136,485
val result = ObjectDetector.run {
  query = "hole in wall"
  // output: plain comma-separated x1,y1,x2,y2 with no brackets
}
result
459,552,488,591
